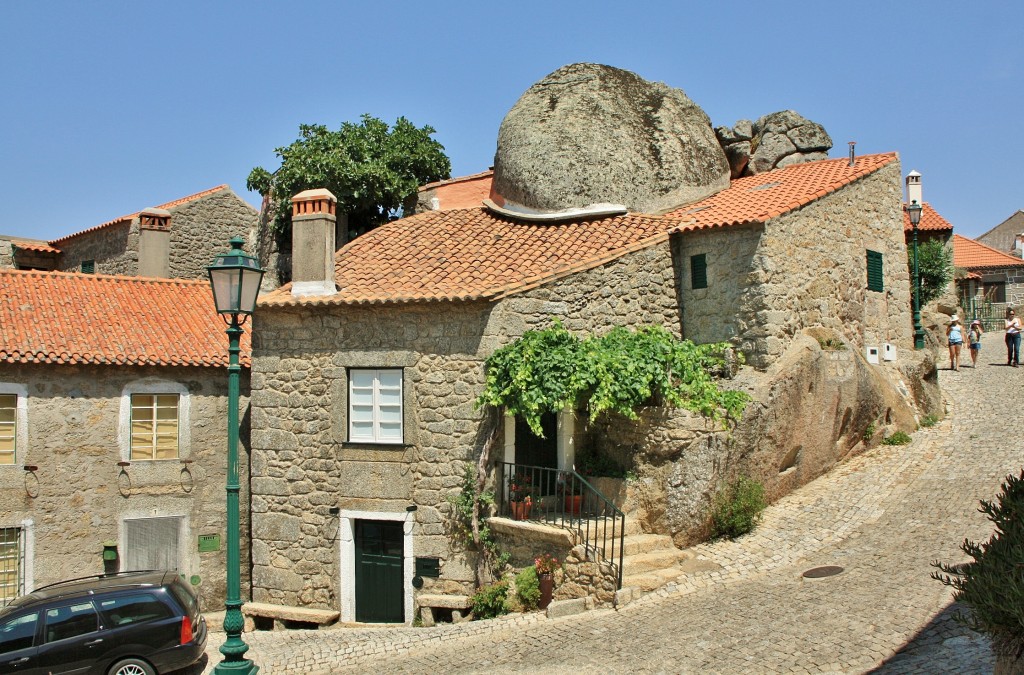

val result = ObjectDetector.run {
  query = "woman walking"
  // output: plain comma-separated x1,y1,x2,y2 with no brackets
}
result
946,315,963,371
1006,308,1021,367
968,319,984,368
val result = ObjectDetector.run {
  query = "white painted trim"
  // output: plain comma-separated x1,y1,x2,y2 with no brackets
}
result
505,408,575,471
118,380,190,462
0,383,28,467
119,511,193,575
338,509,414,625
0,518,35,595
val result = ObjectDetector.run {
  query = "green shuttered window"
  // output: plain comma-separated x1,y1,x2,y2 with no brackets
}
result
691,254,708,290
866,250,883,292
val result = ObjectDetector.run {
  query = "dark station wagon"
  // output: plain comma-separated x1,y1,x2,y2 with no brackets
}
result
0,570,207,675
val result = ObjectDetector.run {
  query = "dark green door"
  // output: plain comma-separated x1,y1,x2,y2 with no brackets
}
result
355,520,404,623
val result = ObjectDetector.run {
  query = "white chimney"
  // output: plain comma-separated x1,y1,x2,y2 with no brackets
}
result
906,170,922,206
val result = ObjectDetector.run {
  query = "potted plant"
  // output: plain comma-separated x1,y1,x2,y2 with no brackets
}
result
508,472,535,521
933,468,1024,671
534,552,560,609
557,471,583,517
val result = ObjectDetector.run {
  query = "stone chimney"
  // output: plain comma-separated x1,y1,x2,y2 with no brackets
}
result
138,207,171,278
906,170,922,206
290,188,338,297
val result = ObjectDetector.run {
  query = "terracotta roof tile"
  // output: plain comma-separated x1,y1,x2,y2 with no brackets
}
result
664,153,898,230
49,185,230,246
953,234,1024,270
262,154,898,307
903,202,953,233
11,241,60,254
0,269,248,368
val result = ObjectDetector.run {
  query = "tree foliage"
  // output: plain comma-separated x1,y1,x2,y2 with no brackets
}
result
477,321,749,436
910,238,954,306
247,114,451,239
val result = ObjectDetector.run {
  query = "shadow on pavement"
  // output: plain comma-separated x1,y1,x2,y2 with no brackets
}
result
871,601,992,674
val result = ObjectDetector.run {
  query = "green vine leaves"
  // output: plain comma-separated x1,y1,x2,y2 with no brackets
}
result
477,321,750,436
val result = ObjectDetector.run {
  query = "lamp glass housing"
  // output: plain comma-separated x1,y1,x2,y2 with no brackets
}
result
907,200,923,227
207,237,264,315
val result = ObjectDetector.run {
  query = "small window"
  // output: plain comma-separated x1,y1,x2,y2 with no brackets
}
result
81,260,95,274
124,516,181,571
690,254,708,290
45,602,99,643
983,281,1006,303
349,369,403,444
866,250,884,292
0,528,24,606
0,395,15,465
0,613,37,654
130,394,179,460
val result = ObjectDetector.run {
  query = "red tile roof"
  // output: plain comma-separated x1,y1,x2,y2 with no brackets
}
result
49,185,230,247
0,269,248,368
902,202,953,233
953,234,1024,270
263,153,899,307
11,241,60,254
664,153,898,230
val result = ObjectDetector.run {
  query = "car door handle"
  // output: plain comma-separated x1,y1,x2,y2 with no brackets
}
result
6,657,29,664
85,638,104,645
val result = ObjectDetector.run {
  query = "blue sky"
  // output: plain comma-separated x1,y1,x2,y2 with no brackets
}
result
1,1,1019,242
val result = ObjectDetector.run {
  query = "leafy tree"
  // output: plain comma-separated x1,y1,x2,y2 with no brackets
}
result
909,238,954,305
247,115,451,239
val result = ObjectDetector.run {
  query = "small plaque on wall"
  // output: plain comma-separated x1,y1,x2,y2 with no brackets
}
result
198,534,221,553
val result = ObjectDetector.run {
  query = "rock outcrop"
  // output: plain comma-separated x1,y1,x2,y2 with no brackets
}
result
492,63,730,215
716,110,832,178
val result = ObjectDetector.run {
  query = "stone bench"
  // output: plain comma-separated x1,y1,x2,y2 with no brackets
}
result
415,594,472,627
242,602,340,631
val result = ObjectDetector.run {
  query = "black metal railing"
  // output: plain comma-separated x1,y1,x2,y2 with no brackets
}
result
496,462,625,590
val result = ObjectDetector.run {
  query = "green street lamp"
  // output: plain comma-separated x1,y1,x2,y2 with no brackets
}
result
207,236,263,675
907,200,926,350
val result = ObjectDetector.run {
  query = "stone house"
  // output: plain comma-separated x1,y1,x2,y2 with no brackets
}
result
977,209,1024,256
953,233,1024,317
247,152,919,623
0,184,257,279
0,268,252,609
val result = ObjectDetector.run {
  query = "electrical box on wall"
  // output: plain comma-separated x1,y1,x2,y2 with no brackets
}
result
883,343,897,361
415,557,440,578
866,346,880,365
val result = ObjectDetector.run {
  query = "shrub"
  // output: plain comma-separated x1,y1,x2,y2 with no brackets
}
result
863,422,876,442
882,431,912,446
513,566,540,611
470,580,510,620
920,414,939,428
933,469,1024,659
710,476,767,540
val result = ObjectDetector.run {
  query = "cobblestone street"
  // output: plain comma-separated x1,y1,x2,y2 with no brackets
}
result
201,332,1019,673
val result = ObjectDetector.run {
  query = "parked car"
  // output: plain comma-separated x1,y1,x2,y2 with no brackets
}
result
0,570,207,675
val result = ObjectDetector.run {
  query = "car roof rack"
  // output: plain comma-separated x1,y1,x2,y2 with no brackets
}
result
32,570,161,593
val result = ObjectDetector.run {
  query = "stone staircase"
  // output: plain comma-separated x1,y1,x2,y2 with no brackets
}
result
618,517,692,592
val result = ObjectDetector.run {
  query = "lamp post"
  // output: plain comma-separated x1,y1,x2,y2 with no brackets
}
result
907,200,925,350
207,236,263,675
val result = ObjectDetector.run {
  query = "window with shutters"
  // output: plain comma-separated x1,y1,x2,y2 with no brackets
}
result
130,394,179,460
866,250,884,292
349,369,403,444
0,385,26,467
124,516,181,571
0,528,24,606
81,260,95,274
690,253,708,290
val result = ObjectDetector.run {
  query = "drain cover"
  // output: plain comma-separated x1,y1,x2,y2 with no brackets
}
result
802,565,844,579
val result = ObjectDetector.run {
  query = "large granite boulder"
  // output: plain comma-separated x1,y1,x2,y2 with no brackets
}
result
492,63,730,215
717,110,832,177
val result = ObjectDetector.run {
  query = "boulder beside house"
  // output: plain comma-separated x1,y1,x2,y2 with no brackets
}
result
247,151,937,623
0,269,252,610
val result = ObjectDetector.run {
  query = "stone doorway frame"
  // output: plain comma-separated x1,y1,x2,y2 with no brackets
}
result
338,509,414,624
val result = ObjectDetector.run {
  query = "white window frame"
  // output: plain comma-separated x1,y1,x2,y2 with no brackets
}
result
120,513,189,574
119,380,190,462
0,519,33,604
348,369,404,444
0,384,28,468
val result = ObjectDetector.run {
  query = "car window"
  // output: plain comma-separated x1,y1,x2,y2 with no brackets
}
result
168,581,199,618
96,593,172,627
44,601,98,643
0,613,37,654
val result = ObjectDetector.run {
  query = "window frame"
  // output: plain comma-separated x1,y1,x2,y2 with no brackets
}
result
119,380,190,462
347,368,404,445
0,384,27,468
129,393,180,461
866,249,884,292
690,253,708,290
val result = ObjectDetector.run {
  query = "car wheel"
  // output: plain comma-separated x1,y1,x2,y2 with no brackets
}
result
108,658,156,675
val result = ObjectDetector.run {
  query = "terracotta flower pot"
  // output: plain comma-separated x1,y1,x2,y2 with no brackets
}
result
510,500,532,521
564,494,583,516
538,573,554,609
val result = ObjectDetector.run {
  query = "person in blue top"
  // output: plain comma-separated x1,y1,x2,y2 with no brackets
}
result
946,315,963,371
968,319,984,368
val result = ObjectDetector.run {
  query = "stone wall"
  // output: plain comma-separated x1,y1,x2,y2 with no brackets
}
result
0,363,250,609
680,161,911,368
0,240,13,269
55,221,135,275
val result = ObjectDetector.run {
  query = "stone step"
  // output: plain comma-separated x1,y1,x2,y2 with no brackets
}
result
621,567,683,592
621,548,690,576
622,533,676,557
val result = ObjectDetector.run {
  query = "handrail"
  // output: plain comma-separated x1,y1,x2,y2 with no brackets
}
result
496,462,625,590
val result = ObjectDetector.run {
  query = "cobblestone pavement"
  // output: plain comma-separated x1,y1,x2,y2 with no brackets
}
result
199,332,1020,673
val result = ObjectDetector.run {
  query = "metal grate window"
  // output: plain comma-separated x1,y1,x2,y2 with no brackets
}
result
0,528,25,606
130,394,179,460
349,369,403,444
866,250,884,292
690,254,708,290
0,395,15,465
125,517,181,571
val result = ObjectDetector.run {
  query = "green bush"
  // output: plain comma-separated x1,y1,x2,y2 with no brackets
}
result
513,566,540,611
710,476,767,540
933,469,1024,659
882,430,912,446
920,414,939,428
470,580,509,619
863,422,876,442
